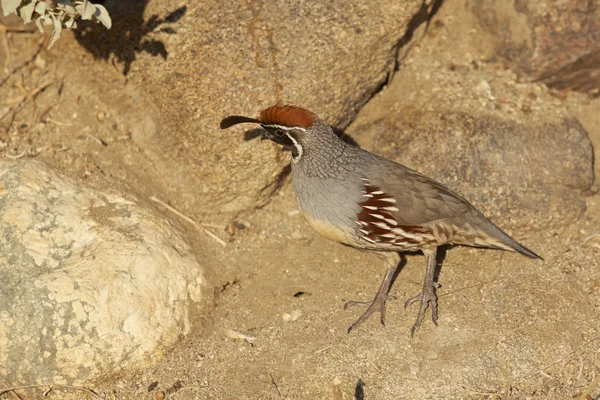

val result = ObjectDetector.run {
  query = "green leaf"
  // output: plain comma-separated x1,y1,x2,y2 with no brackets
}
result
1,0,21,16
47,13,61,48
93,3,111,29
19,0,37,24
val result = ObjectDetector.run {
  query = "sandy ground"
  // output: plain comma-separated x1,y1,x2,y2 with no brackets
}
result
1,2,600,399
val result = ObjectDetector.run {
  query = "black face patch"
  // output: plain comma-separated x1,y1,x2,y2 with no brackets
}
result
262,126,301,159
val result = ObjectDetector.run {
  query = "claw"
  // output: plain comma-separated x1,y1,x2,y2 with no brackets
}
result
406,248,440,336
345,264,398,333
407,284,438,337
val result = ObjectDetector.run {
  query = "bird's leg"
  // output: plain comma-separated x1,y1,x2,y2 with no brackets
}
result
404,247,439,336
344,252,401,333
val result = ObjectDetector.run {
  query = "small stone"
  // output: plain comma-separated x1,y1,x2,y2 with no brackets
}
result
475,79,491,94
34,55,46,69
96,112,105,122
154,391,165,400
282,309,302,322
290,231,306,240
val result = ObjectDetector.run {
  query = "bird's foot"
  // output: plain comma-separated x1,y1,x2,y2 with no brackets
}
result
344,294,396,333
404,283,438,337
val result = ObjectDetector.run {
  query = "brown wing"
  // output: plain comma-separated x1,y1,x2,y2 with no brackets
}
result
355,179,436,249
364,154,471,226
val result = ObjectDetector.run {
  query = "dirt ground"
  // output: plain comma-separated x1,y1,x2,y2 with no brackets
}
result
1,3,600,400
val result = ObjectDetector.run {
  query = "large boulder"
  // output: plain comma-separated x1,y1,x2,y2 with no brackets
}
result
0,160,204,385
63,0,423,213
347,0,594,232
470,0,600,96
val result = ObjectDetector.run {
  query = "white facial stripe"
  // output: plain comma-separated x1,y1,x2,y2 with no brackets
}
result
260,124,305,162
261,124,307,132
283,131,303,162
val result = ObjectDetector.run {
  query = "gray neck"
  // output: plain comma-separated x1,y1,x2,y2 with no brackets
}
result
292,121,361,179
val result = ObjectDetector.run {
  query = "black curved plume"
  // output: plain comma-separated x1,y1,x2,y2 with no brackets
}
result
220,115,261,129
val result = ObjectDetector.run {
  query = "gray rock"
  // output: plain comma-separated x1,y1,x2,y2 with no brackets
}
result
0,160,204,385
71,0,423,213
347,16,594,233
471,0,600,96
351,113,592,232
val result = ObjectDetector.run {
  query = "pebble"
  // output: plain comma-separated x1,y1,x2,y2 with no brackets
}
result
290,231,306,240
282,309,302,322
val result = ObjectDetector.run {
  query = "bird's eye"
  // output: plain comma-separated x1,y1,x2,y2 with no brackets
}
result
274,129,285,137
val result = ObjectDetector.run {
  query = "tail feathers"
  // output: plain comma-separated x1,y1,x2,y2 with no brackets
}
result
495,234,542,259
468,211,543,260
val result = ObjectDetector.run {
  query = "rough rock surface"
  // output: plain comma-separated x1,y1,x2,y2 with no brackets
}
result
0,160,204,385
471,0,600,96
65,0,422,213
347,4,594,233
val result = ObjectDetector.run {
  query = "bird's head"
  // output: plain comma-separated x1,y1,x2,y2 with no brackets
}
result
220,104,329,163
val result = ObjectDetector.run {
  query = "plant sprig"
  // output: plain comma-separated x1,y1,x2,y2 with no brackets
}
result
2,0,111,48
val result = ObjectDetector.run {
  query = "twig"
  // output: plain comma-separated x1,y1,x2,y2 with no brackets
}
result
226,329,256,343
268,372,282,399
583,234,600,244
577,373,600,400
3,110,16,134
316,344,334,353
4,150,27,159
46,117,74,127
149,196,227,247
201,222,227,229
0,379,23,399
520,336,600,381
0,36,44,90
31,105,53,130
2,32,13,72
23,80,53,100
578,356,585,380
0,80,53,122
0,384,100,398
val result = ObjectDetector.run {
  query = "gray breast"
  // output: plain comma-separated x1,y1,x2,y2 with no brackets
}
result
291,162,363,245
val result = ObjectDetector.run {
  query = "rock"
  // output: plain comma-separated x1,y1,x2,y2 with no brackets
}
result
351,113,591,232
0,160,204,385
471,0,600,96
67,0,423,213
282,309,302,322
348,3,594,233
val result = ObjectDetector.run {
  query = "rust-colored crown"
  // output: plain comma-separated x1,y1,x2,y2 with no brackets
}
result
259,104,317,128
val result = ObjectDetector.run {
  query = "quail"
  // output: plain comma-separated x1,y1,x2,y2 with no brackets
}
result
220,104,541,335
